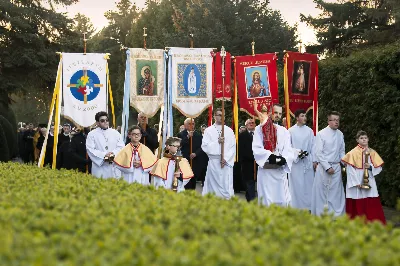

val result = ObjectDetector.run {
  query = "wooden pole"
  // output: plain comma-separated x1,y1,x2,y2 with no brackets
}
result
83,33,87,54
220,46,226,168
189,118,193,167
189,33,194,48
143,27,147,49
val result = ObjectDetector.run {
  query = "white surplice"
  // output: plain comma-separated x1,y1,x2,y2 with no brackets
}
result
345,156,381,199
252,124,294,207
86,127,125,179
152,159,190,192
201,124,236,199
311,126,345,217
115,151,152,185
288,124,315,210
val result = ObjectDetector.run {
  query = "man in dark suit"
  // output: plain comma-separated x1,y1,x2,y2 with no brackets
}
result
238,118,258,201
177,118,208,190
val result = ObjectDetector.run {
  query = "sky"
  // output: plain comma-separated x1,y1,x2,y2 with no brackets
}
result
59,0,336,45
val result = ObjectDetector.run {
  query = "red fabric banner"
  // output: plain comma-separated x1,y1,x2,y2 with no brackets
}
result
284,52,318,132
235,54,279,117
214,51,232,101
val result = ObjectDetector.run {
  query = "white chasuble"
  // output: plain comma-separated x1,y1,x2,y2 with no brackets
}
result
201,124,236,199
311,126,345,217
86,128,125,179
288,124,315,210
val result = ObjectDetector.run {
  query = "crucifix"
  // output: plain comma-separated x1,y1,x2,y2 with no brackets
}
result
220,46,226,168
143,27,147,49
298,40,303,53
251,39,255,56
83,32,88,54
67,68,103,104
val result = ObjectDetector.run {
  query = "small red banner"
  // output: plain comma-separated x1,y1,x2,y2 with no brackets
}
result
235,54,279,117
214,51,232,101
284,52,318,133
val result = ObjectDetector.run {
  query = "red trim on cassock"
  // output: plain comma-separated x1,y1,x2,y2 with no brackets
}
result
346,197,386,225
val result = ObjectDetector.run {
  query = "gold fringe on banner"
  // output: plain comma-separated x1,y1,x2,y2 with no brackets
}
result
233,58,239,162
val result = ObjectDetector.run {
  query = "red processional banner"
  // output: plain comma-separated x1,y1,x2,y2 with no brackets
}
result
214,51,232,101
235,54,279,117
284,52,318,133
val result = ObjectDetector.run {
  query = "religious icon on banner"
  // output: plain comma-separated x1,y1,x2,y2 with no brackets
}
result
177,63,207,98
136,60,158,96
245,66,270,98
68,69,103,104
291,61,311,95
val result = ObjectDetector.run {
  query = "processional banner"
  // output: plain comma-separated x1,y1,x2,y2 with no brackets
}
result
214,51,232,101
128,48,165,117
62,53,108,127
235,54,279,117
168,48,213,118
284,52,318,133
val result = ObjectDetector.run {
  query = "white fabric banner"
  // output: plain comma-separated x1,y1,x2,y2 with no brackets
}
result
62,53,107,127
169,48,213,118
129,48,165,117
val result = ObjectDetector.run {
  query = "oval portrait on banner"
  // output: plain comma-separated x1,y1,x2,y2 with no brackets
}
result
183,64,201,96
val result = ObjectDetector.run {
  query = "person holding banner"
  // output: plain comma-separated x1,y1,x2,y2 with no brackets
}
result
288,109,316,211
311,111,345,217
114,126,158,185
137,112,158,154
252,101,294,207
86,111,125,179
201,108,236,199
177,118,206,190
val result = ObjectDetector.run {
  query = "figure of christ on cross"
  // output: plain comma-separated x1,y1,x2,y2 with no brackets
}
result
67,68,103,104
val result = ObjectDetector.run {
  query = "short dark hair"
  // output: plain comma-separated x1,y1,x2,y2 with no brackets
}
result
356,130,368,139
95,111,108,122
295,109,306,118
128,125,141,134
165,137,181,146
327,111,340,118
214,108,222,115
273,103,283,109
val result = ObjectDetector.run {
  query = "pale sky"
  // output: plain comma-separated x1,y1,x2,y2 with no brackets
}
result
59,0,336,45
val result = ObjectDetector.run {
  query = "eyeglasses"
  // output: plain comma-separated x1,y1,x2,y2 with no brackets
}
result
99,119,109,123
214,114,223,117
130,133,142,137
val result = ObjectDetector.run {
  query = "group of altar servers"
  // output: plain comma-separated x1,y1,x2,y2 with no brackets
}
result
86,107,386,224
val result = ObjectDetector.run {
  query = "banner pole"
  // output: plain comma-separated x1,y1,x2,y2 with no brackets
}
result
283,52,291,130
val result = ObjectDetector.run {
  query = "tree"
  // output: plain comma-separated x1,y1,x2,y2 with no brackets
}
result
0,0,81,107
301,0,400,56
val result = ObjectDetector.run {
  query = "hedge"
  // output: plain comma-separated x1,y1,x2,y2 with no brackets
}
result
0,163,400,265
0,115,17,158
318,41,400,207
0,125,10,162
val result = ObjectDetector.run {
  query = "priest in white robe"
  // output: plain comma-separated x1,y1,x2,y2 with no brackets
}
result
202,108,236,199
86,111,125,179
311,111,345,217
341,130,386,224
252,101,294,207
288,109,316,210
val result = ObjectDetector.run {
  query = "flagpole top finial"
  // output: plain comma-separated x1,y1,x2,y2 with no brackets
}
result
221,46,226,57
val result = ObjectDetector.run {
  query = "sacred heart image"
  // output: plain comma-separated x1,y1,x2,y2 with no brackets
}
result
244,66,270,98
291,61,311,95
136,60,158,96
177,63,207,97
68,69,103,104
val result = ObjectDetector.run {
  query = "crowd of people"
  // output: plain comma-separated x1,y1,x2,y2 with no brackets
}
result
18,105,386,225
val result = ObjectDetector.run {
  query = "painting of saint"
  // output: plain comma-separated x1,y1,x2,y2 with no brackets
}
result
188,67,197,94
291,61,311,95
245,66,270,98
138,66,155,96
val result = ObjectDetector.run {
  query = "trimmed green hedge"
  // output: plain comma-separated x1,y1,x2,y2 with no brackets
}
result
0,163,400,265
319,41,400,207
